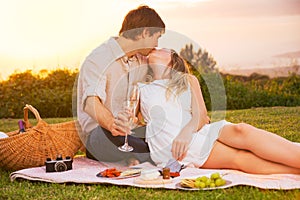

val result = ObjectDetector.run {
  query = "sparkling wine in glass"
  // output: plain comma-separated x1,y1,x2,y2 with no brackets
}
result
118,85,139,152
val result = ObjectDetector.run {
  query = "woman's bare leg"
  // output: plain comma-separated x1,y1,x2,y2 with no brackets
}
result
217,123,300,168
202,141,300,174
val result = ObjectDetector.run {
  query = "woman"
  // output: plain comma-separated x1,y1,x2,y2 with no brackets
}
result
138,48,300,174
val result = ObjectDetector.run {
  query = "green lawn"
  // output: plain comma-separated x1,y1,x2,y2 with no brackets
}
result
1,107,300,200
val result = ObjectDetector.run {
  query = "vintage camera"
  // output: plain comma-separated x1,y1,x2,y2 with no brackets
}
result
45,155,73,173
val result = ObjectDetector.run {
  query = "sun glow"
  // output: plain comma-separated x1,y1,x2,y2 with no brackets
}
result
0,1,82,58
0,0,299,80
0,0,118,80
151,0,210,2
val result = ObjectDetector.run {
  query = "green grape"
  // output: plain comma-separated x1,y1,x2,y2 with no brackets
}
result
215,178,224,187
210,183,216,188
210,172,221,180
199,182,206,188
197,176,208,182
205,179,211,187
194,180,202,188
220,179,226,186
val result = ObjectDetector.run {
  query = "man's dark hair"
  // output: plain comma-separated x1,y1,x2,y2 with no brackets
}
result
119,5,165,40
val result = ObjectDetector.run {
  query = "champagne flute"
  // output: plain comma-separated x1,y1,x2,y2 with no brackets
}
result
118,84,139,152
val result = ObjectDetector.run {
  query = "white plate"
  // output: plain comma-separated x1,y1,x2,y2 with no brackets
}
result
175,179,232,190
96,168,141,179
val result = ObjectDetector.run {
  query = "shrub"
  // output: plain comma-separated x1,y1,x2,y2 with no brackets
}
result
223,74,300,110
0,69,299,118
0,69,78,118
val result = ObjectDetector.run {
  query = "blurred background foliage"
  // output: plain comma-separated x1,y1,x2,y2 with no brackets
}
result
0,69,78,118
0,44,299,118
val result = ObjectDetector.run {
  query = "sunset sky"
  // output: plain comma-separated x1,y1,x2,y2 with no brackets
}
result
0,0,300,80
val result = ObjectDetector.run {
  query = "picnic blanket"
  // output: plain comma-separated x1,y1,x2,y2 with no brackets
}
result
10,157,300,190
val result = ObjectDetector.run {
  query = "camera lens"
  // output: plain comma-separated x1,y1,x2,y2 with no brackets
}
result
54,161,67,172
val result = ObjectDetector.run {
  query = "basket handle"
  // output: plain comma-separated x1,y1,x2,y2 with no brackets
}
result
23,104,42,129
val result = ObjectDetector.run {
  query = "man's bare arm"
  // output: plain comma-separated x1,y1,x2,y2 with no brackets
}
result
84,96,127,136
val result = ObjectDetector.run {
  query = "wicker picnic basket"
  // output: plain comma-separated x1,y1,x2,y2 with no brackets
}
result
0,104,83,171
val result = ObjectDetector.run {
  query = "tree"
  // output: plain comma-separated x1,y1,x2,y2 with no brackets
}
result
180,44,217,73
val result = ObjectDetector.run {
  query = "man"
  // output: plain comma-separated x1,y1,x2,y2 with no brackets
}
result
77,5,165,164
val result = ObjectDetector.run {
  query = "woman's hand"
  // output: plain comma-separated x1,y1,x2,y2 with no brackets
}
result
171,132,193,161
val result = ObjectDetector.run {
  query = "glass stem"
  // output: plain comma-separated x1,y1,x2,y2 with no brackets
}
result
124,133,128,146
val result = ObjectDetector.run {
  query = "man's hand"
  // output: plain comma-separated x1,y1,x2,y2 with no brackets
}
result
84,96,129,137
111,107,139,136
110,111,131,136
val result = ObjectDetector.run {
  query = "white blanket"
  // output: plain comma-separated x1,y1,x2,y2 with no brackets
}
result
10,157,300,190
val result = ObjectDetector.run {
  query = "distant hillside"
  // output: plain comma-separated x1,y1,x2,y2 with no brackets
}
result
274,50,300,58
221,50,300,78
221,65,300,78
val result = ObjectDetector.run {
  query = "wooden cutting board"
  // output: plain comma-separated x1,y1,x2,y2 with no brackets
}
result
134,177,172,185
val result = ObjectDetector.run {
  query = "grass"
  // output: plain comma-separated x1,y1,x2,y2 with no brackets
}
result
1,107,300,200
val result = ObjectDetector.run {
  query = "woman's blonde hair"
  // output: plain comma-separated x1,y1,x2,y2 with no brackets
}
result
146,49,191,100
165,49,190,100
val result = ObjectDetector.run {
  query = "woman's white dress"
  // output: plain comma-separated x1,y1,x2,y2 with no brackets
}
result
139,79,230,167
